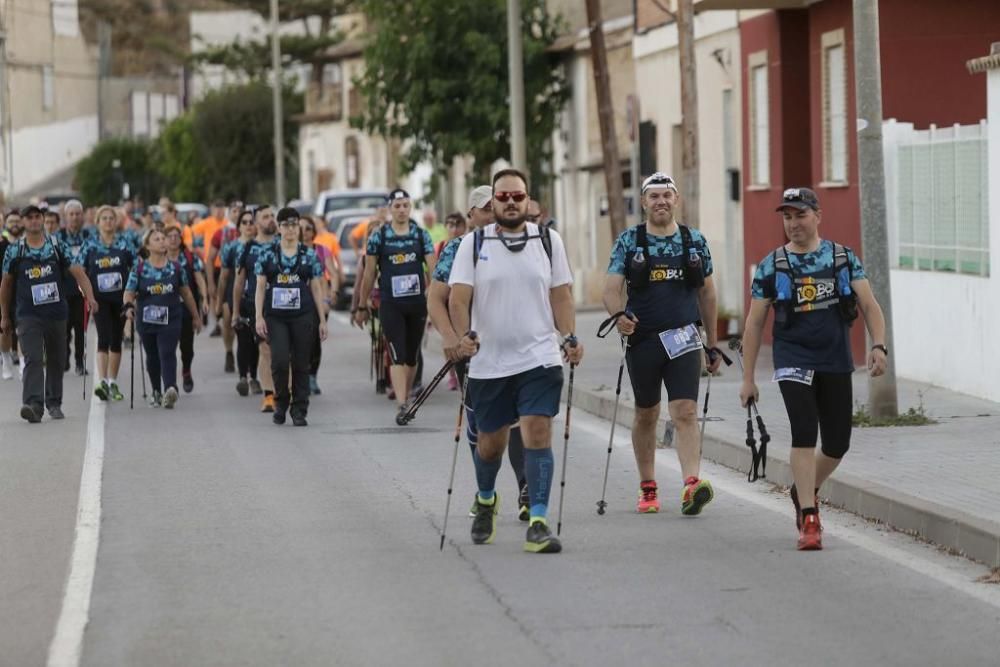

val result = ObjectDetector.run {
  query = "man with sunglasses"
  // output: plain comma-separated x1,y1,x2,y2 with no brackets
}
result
354,189,436,425
740,187,887,551
449,169,582,554
603,172,722,518
429,186,532,522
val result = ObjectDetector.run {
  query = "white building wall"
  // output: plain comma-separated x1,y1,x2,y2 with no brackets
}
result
885,73,999,402
10,115,99,195
298,123,389,199
633,10,744,316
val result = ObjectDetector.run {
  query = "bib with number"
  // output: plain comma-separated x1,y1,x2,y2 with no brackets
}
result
97,272,123,293
272,287,301,310
142,305,169,325
391,274,421,298
31,282,60,306
773,367,815,385
658,323,702,359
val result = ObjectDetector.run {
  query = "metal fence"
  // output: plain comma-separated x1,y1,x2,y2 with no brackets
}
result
885,120,990,276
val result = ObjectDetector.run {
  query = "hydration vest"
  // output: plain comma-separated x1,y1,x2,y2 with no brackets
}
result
134,258,185,332
373,221,427,303
262,244,316,319
623,223,703,292
770,242,859,328
10,239,69,320
85,237,133,304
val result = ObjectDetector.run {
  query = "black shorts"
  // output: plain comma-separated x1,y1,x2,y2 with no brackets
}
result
625,334,702,408
379,300,426,366
778,371,853,458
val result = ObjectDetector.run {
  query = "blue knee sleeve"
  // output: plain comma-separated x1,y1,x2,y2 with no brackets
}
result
523,448,554,519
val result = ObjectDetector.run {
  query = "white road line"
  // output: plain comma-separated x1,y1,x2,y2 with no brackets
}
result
571,411,1000,611
47,353,106,667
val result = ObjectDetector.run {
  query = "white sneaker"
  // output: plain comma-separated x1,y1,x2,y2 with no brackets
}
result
1,353,12,380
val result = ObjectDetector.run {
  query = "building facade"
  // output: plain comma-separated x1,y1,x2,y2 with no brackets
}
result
0,0,99,202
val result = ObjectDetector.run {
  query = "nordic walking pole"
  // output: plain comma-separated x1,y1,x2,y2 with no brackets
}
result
556,336,579,536
402,359,455,424
698,345,733,458
130,316,135,409
440,332,476,551
82,300,89,400
595,311,634,515
139,326,147,400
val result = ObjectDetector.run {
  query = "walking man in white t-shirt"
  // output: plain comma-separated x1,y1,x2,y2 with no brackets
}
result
449,168,584,554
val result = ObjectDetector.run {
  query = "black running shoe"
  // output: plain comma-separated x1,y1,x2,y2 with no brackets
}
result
182,372,194,393
273,411,286,425
236,377,249,396
395,404,410,426
20,404,41,423
524,519,562,553
224,350,235,373
518,482,530,522
292,415,308,427
49,406,65,420
471,494,499,545
249,378,263,395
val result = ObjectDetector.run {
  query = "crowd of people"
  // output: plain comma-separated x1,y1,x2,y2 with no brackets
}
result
0,170,889,553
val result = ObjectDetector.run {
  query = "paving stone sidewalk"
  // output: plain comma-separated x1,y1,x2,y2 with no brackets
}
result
569,310,1000,567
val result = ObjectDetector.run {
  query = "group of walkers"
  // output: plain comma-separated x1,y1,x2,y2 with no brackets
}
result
0,167,889,554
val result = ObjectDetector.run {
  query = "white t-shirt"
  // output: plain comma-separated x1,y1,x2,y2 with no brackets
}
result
449,223,573,379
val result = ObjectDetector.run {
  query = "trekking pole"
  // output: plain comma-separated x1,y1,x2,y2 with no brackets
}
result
139,327,147,400
698,345,733,458
81,299,89,400
401,359,455,424
130,316,135,409
368,316,376,382
595,311,634,516
727,337,768,481
440,332,476,551
556,336,578,536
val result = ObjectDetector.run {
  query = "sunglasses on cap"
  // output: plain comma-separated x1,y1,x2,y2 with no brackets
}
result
494,191,528,203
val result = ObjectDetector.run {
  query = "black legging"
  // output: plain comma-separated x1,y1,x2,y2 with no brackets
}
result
180,313,195,374
93,300,124,353
379,300,426,366
66,293,85,367
309,313,326,376
268,313,313,417
236,321,259,379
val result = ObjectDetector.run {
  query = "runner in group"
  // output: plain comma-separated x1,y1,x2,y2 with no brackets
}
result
233,205,278,412
298,215,338,395
78,205,136,402
448,169,583,553
428,185,532,522
602,172,722,516
254,207,328,426
165,226,209,393
56,199,92,376
0,205,98,422
124,228,202,409
218,207,260,397
0,210,23,380
739,187,888,551
207,199,243,373
353,189,436,425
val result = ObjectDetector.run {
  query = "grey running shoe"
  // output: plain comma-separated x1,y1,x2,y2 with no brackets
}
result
49,406,65,420
236,377,249,396
20,404,42,423
471,494,499,545
523,519,562,554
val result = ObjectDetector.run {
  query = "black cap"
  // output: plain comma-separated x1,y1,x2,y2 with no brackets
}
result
20,205,43,217
776,188,820,211
276,207,300,223
387,188,410,203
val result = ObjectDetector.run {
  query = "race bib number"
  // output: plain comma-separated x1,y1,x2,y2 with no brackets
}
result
658,323,702,360
272,287,301,310
773,367,815,385
391,274,421,298
97,272,122,293
142,305,169,326
31,282,60,306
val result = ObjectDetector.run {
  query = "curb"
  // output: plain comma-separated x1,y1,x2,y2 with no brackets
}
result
569,385,1000,568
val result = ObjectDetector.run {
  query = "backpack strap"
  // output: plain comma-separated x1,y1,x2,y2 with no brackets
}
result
678,224,693,255
539,224,553,263
472,227,484,269
636,224,648,257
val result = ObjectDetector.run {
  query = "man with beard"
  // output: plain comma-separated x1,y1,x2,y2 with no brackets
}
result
602,172,722,518
56,200,92,375
448,169,582,554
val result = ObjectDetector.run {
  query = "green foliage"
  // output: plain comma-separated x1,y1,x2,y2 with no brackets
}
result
155,115,208,202
354,0,568,190
852,403,937,428
74,137,160,205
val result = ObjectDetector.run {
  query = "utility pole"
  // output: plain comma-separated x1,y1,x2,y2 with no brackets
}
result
507,0,527,171
270,0,286,205
676,0,699,229
97,20,111,140
585,0,627,238
853,0,898,418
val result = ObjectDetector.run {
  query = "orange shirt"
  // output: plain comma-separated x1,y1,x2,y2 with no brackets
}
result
189,216,226,261
348,220,370,251
315,230,341,259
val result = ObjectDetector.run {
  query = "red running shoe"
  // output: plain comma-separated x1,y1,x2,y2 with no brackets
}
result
797,512,823,551
636,481,660,513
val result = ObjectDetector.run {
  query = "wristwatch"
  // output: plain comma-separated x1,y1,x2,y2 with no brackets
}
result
871,344,889,356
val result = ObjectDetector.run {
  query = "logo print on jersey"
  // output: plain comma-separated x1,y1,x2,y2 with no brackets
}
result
276,273,302,284
650,267,685,282
389,252,417,265
148,283,175,295
796,278,835,304
26,264,55,280
97,256,121,269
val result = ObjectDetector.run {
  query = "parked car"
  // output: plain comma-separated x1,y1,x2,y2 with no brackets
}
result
148,202,209,224
287,199,314,217
332,212,375,310
313,189,388,218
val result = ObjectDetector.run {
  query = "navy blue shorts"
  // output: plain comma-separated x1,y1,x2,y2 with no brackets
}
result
466,365,564,434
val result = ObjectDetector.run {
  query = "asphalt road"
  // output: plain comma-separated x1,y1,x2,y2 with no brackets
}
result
1,315,999,667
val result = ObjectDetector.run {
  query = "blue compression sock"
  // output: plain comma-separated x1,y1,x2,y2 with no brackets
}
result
473,449,501,501
524,448,554,520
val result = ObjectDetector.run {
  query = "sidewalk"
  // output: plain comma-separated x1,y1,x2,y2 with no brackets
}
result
569,311,1000,567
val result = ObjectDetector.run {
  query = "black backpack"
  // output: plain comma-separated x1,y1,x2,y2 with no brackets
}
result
624,223,701,290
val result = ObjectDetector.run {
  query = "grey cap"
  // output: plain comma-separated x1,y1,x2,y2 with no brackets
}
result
776,187,820,211
467,185,492,211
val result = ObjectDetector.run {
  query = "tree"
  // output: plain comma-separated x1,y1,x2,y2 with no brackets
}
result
75,138,159,205
155,115,208,203
190,0,354,84
354,0,568,189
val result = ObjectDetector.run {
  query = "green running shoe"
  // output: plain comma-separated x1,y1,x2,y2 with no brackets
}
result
471,493,499,545
523,519,562,554
681,477,714,516
109,382,124,401
93,381,109,401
